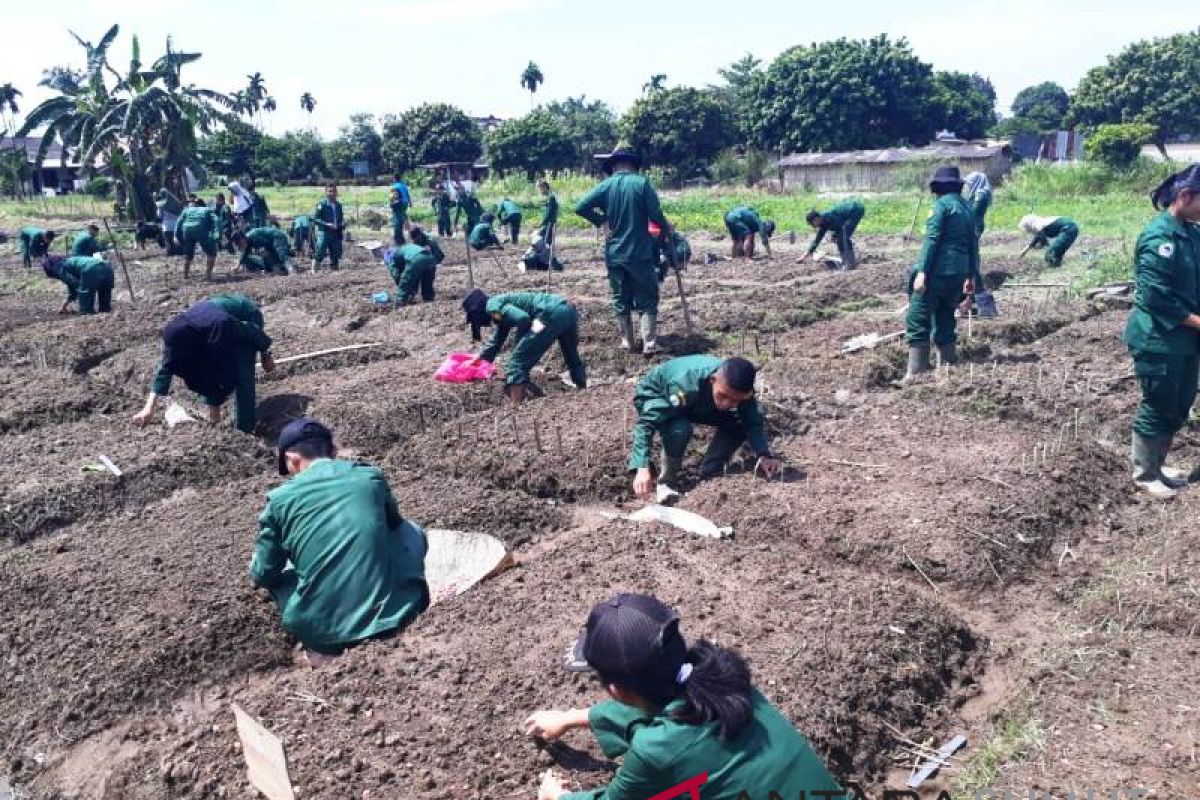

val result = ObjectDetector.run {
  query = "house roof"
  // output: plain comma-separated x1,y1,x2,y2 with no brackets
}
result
0,135,75,169
777,141,1009,168
419,162,489,170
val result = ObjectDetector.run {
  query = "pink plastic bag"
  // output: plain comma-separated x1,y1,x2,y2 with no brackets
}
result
435,352,496,383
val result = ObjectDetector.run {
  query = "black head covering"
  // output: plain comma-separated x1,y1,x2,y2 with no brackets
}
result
596,147,643,174
761,220,776,240
461,288,491,342
42,255,66,279
719,357,757,394
160,301,244,401
1151,165,1200,210
929,165,964,191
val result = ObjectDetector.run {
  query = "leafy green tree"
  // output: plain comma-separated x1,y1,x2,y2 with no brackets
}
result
642,74,667,95
520,61,544,107
1068,30,1200,158
619,86,735,181
300,91,316,128
1010,81,1070,132
749,35,939,152
1085,122,1158,169
931,70,996,139
714,53,764,140
541,96,617,170
324,112,382,176
380,103,482,174
486,111,575,180
198,118,262,177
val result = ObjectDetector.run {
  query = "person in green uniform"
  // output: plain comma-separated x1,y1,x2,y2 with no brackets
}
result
798,199,865,269
312,183,346,271
19,227,57,268
469,213,504,250
461,288,587,403
963,172,992,237
902,166,980,382
132,293,275,434
650,221,691,283
247,178,270,229
1019,214,1079,267
233,227,293,275
174,203,220,280
454,186,485,232
249,418,429,659
70,223,108,258
525,593,843,800
575,147,672,355
1122,165,1200,499
389,186,409,245
212,192,235,252
537,179,559,243
495,197,523,244
42,255,115,315
723,206,774,260
628,355,779,503
290,214,314,257
385,226,445,305
432,186,454,237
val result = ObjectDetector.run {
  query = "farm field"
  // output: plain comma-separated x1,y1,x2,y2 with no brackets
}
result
0,210,1196,800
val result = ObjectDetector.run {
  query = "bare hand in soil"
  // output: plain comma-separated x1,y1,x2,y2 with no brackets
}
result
913,272,927,294
538,769,568,800
796,252,810,264
132,398,156,426
755,456,782,479
633,468,655,498
524,709,581,741
261,352,276,373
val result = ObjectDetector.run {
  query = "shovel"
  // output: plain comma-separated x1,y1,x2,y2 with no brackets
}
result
841,330,904,354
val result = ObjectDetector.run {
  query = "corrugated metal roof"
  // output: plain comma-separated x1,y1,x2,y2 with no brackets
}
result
777,142,1008,167
0,136,67,163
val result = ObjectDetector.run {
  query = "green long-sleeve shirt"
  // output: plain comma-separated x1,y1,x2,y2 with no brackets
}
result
629,355,770,470
175,206,218,239
915,193,980,281
540,192,559,233
249,458,429,651
495,198,522,223
291,215,312,234
561,691,842,800
385,241,443,283
724,206,762,235
806,199,864,253
245,227,290,253
478,292,569,362
1122,210,1200,356
432,194,453,219
313,197,345,234
57,256,109,301
20,227,52,257
70,232,105,257
151,293,272,395
469,222,501,250
575,172,668,268
454,195,484,227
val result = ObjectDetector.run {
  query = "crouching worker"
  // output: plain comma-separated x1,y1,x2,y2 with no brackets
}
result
131,293,274,433
385,226,445,305
469,212,504,251
525,593,843,800
20,227,57,269
1019,214,1079,267
520,232,563,272
234,227,293,275
249,419,429,661
723,206,774,259
43,255,115,314
651,221,691,283
461,288,586,404
798,199,865,269
174,201,220,280
629,355,780,504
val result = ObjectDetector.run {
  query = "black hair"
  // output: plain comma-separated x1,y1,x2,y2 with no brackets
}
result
231,231,247,247
805,210,821,225
538,179,551,190
46,230,58,238
410,226,429,245
601,640,754,741
1151,165,1200,210
286,437,335,461
325,182,338,191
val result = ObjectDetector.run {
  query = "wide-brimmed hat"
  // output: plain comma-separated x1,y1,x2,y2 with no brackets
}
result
594,146,643,173
929,165,964,189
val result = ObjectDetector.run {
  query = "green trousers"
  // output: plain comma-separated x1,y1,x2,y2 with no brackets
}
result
315,231,343,268
292,227,311,255
1044,219,1078,266
607,260,659,317
658,414,749,480
391,213,407,245
77,263,115,314
1131,350,1199,438
505,215,521,244
180,225,217,259
436,214,452,237
200,346,258,434
906,273,966,345
393,257,437,303
505,305,586,387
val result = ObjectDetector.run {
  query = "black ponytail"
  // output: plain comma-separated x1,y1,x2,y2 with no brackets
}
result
1152,165,1200,210
668,640,754,740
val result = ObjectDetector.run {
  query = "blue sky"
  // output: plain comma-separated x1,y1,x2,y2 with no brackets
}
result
3,0,1195,139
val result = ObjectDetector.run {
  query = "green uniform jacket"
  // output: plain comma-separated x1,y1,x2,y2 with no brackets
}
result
575,173,668,268
495,198,522,223
313,198,345,235
969,188,992,235
1122,211,1200,356
71,232,104,257
807,199,864,253
249,458,429,651
629,355,769,470
151,293,272,395
58,256,109,301
469,222,501,250
478,292,569,362
175,206,218,239
20,227,51,256
915,193,980,281
432,194,453,219
245,227,290,252
724,206,761,236
540,193,559,233
390,196,408,222
386,242,442,284
561,691,842,800
455,195,484,227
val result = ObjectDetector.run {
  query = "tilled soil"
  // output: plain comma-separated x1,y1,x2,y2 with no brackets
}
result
1,228,1195,799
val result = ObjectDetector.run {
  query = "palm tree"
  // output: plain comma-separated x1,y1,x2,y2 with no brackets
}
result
643,74,667,95
0,83,21,134
243,72,268,128
520,61,544,107
263,96,277,133
300,91,316,123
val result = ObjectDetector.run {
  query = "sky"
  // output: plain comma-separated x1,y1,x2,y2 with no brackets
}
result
2,0,1196,140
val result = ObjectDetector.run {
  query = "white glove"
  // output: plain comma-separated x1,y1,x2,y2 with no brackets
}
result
531,319,546,334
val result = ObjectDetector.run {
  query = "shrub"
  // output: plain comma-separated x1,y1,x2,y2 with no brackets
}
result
1084,123,1158,169
82,176,113,198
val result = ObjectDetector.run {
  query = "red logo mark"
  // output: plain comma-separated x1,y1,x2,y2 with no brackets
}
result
645,772,709,800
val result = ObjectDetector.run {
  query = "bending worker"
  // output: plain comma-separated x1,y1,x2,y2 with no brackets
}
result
70,223,109,257
798,198,865,269
525,592,843,800
1123,165,1200,499
42,255,115,315
132,293,275,434
469,213,504,250
233,227,293,275
20,227,57,268
723,206,774,259
174,200,220,280
455,187,485,233
629,354,780,503
461,288,587,404
250,418,429,661
1019,213,1079,267
290,214,314,257
385,226,445,305
495,197,523,244
576,146,672,355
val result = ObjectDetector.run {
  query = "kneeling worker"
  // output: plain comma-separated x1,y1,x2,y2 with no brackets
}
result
250,419,429,659
629,355,780,503
43,255,115,314
131,293,274,433
233,226,294,275
385,226,445,305
469,212,504,251
723,206,774,259
461,288,587,404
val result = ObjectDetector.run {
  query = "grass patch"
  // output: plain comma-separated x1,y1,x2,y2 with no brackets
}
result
965,391,1001,418
834,296,885,313
1074,240,1134,292
952,713,1047,796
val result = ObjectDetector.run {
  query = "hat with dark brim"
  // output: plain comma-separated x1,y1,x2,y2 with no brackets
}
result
594,147,643,173
276,418,334,475
929,165,964,189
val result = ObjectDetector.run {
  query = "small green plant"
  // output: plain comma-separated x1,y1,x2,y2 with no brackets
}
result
1076,240,1133,291
952,713,1046,795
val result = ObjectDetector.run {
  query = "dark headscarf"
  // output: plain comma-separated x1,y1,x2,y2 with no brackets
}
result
461,288,491,342
160,301,245,401
42,255,66,280
1151,165,1200,210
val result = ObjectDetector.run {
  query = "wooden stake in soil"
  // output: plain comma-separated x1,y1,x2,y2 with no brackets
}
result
555,425,564,458
102,218,136,305
417,406,426,431
532,421,543,453
463,227,476,289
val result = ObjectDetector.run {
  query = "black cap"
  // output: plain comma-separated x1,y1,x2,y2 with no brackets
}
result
719,357,757,394
929,165,963,189
461,288,491,342
276,418,333,475
563,593,687,692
